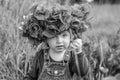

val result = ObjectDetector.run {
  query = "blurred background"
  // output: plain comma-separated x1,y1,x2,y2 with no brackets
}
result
0,0,120,80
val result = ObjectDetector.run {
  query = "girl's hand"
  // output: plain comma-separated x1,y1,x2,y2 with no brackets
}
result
70,39,82,54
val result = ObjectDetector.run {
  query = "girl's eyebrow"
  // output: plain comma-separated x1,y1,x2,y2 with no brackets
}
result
62,30,69,34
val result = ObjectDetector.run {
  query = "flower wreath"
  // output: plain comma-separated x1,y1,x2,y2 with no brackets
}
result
19,2,91,45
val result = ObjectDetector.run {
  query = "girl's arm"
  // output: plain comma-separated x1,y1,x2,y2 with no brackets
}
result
24,50,44,80
24,58,38,80
69,52,89,77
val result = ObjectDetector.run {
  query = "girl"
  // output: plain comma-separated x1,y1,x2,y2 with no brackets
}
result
20,2,90,80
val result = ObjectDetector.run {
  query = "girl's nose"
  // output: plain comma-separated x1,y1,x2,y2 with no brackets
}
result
56,35,63,43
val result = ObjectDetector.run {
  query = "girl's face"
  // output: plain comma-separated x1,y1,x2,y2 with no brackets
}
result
47,31,71,53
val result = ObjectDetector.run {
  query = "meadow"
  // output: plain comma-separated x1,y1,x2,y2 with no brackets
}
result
85,4,120,36
82,4,120,80
0,0,120,80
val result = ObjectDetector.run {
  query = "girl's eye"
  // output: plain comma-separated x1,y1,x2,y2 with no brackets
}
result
62,33,67,37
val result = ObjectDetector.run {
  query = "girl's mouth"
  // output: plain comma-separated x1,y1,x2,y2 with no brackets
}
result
56,45,64,49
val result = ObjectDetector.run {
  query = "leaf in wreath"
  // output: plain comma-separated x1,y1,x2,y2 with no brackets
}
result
28,23,40,38
60,10,71,24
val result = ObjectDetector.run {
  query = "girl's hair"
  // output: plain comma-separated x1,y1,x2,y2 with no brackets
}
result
19,1,91,47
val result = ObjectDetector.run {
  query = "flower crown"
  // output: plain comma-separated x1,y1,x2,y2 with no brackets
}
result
19,2,91,44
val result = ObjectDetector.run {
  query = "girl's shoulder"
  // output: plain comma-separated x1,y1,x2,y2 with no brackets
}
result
34,49,45,61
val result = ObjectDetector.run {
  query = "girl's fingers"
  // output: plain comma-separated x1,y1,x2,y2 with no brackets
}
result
71,42,79,49
70,42,82,53
70,43,77,50
70,39,82,51
73,39,82,46
72,42,79,48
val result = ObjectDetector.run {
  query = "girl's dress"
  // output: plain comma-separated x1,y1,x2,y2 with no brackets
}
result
24,49,89,80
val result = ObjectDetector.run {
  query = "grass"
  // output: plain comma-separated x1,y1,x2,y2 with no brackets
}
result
83,4,120,46
0,0,120,80
83,4,120,80
84,4,120,35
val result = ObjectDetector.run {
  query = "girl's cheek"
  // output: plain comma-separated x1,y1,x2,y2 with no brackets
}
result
66,40,71,47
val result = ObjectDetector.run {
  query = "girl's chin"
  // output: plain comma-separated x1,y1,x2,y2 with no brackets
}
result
55,48,65,53
55,49,64,53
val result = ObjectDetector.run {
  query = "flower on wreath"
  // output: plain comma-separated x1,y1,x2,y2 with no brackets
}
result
19,2,91,45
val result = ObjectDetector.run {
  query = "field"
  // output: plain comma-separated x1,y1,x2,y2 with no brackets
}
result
85,4,120,36
82,4,120,80
0,0,120,80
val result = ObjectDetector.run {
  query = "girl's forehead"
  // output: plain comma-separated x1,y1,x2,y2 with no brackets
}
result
57,30,70,36
61,30,70,34
48,30,70,38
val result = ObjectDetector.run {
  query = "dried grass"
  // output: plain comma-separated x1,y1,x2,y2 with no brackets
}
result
0,0,120,80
